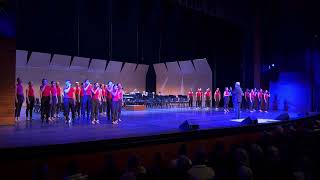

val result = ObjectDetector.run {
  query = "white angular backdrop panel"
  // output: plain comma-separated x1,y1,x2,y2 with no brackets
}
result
16,51,149,99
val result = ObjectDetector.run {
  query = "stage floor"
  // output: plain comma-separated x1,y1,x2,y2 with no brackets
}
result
0,108,304,149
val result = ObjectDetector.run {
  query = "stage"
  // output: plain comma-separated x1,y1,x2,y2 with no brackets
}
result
0,108,316,150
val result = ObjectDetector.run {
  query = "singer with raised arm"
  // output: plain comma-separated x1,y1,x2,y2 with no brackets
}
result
64,80,76,124
91,82,101,124
40,78,52,123
81,79,92,120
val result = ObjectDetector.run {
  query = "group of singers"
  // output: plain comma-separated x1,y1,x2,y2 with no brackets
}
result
187,87,270,112
15,78,123,125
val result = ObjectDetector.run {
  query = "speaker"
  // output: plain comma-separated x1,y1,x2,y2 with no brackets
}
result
179,120,199,130
275,113,290,121
241,116,258,125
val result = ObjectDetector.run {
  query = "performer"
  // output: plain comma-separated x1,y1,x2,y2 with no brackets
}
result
81,79,92,120
56,81,62,118
75,82,81,117
106,81,113,119
101,84,107,116
264,90,270,112
80,82,84,116
254,88,259,110
188,88,194,108
40,79,51,123
25,81,35,121
196,88,203,109
250,89,255,112
205,88,211,109
50,81,58,121
232,82,243,119
63,80,75,123
118,83,124,122
91,82,101,124
244,89,250,111
214,88,221,110
229,87,233,109
111,84,120,124
223,87,230,113
15,78,24,121
258,89,263,112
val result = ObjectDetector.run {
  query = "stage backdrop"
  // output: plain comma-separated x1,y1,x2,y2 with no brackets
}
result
16,50,149,99
153,59,212,95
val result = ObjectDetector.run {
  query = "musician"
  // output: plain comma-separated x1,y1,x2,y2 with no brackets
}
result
101,84,107,116
75,82,81,117
244,89,250,111
254,88,258,110
40,79,51,123
15,78,24,122
205,88,211,109
188,88,194,108
106,81,113,119
229,87,233,109
223,87,230,112
91,82,100,124
264,90,270,112
50,81,58,121
214,88,221,110
64,80,76,123
81,79,92,120
118,83,124,122
196,88,203,109
258,89,263,112
250,89,255,112
232,82,243,119
80,82,84,116
111,84,121,124
56,81,62,118
26,81,35,121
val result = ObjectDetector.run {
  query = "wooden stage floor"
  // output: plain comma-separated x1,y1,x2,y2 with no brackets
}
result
0,108,310,149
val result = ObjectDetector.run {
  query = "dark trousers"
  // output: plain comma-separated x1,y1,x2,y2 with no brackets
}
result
111,101,119,122
118,100,122,118
188,98,193,107
245,99,250,110
249,101,253,110
50,96,57,118
92,99,100,120
107,98,112,118
57,95,62,114
258,99,262,110
224,96,230,109
234,102,241,119
215,99,220,108
26,96,35,118
254,98,258,110
75,95,81,117
102,98,107,113
41,96,50,121
64,98,75,120
196,98,201,108
264,100,269,111
81,95,92,117
205,99,211,108
15,95,24,117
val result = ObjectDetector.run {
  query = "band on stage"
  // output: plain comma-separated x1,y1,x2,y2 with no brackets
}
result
15,78,270,123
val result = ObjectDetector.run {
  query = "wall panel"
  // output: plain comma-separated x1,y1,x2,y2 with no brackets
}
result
16,53,149,101
154,59,212,96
